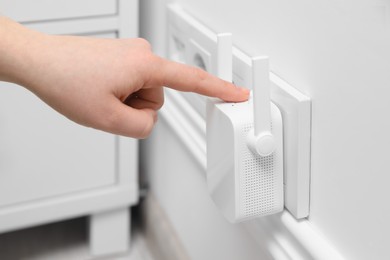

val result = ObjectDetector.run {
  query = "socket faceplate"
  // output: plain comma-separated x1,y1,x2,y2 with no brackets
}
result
270,75,311,219
167,4,232,118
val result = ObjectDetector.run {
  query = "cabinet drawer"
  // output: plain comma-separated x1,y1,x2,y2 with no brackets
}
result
0,32,118,207
0,0,117,23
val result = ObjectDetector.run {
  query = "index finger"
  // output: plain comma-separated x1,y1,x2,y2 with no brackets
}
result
153,57,249,102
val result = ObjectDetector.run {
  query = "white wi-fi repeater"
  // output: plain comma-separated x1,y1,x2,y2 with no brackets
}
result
207,56,284,223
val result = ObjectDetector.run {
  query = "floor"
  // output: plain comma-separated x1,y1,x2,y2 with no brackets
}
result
0,208,155,260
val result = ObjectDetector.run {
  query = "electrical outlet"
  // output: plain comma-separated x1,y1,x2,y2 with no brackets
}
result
270,75,311,219
167,4,232,117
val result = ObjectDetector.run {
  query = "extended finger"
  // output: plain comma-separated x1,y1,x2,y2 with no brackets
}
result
152,57,249,102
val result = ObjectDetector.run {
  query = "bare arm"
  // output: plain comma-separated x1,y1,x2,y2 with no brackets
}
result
0,16,249,138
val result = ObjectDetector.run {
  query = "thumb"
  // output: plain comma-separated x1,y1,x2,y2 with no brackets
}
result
105,101,157,139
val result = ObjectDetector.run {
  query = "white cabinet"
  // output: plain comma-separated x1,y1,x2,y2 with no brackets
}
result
0,0,117,22
0,0,139,257
0,83,117,207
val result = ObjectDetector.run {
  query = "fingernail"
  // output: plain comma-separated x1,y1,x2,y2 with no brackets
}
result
240,88,250,94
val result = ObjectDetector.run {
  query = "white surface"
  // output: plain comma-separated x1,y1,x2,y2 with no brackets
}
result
25,16,120,35
0,0,117,23
0,184,137,234
251,57,272,139
90,208,130,256
247,57,276,156
207,99,284,222
0,12,117,206
244,211,344,260
0,79,116,208
0,29,116,207
161,89,206,170
142,0,390,259
118,0,139,39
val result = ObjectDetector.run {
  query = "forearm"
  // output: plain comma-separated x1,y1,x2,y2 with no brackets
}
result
0,16,47,88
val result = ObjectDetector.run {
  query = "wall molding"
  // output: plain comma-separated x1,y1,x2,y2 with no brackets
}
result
160,89,206,172
160,89,345,260
142,193,191,260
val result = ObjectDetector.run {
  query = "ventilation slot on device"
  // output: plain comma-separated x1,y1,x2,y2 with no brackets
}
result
241,123,278,218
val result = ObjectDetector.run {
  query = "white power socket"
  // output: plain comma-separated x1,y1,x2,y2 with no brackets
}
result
167,4,232,117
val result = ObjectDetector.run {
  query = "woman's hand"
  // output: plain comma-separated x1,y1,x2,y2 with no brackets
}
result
0,17,249,138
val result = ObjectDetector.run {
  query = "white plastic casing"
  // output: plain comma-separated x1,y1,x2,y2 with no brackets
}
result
207,98,284,223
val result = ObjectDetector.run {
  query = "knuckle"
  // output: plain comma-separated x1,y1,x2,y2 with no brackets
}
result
191,66,208,93
135,38,152,50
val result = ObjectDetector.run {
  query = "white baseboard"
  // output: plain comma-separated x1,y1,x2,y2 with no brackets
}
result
141,193,191,260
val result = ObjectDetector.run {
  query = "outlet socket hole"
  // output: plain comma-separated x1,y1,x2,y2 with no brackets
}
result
193,53,207,71
173,36,185,51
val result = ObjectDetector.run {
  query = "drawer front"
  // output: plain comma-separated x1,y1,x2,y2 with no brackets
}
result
0,0,117,23
0,32,118,207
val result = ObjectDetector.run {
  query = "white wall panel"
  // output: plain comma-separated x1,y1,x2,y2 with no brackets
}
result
141,0,390,259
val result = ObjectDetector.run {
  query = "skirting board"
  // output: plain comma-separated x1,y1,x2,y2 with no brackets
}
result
141,193,191,260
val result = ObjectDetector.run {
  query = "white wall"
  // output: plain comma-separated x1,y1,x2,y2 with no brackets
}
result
141,0,390,259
